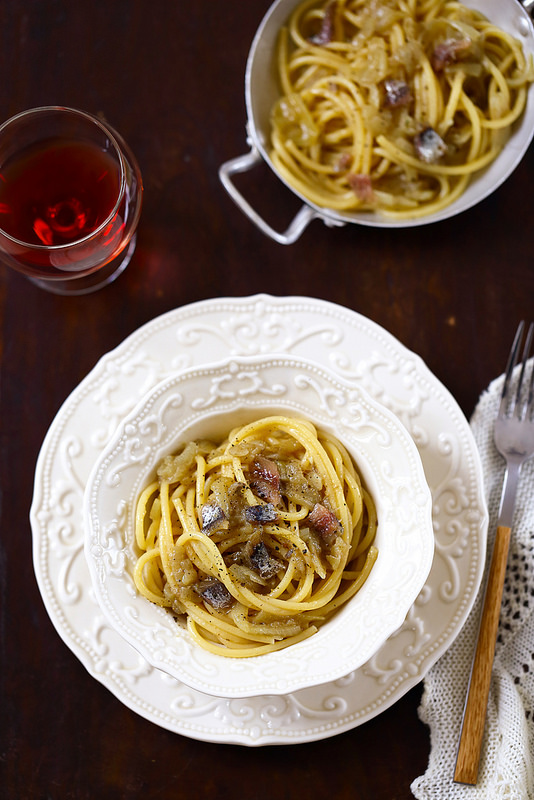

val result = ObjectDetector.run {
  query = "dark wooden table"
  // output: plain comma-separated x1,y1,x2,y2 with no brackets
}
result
1,2,533,798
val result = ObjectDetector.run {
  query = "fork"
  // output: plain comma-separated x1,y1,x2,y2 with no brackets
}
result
454,321,534,785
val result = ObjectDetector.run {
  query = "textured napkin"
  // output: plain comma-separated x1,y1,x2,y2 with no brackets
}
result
411,370,534,800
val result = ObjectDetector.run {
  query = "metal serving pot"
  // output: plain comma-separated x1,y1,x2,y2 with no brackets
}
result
219,0,534,243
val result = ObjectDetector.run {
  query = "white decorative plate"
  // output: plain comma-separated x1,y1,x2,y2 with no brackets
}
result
84,356,434,698
30,295,487,744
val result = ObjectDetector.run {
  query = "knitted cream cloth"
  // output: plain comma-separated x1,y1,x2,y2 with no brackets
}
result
411,371,534,800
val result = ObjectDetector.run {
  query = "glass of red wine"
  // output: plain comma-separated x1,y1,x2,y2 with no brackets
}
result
0,106,143,295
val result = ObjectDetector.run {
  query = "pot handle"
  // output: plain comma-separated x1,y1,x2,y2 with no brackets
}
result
219,146,318,245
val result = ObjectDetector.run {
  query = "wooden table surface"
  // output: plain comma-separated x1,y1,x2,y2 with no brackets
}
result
1,2,533,798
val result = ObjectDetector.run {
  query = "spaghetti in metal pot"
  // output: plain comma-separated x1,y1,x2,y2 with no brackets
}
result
269,0,534,219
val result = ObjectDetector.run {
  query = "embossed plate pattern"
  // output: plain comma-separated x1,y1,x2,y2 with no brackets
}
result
30,295,488,744
85,356,434,697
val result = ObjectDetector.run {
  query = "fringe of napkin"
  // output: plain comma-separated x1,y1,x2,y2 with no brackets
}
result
411,372,534,800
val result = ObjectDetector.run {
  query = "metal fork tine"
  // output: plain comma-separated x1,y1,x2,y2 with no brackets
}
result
517,322,534,419
527,327,534,420
514,322,532,418
499,320,524,416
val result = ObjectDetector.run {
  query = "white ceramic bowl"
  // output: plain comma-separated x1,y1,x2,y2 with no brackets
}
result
84,355,435,698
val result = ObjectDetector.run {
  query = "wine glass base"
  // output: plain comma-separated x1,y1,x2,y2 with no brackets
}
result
27,235,137,296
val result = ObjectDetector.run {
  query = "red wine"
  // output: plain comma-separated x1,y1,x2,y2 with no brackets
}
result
0,137,121,247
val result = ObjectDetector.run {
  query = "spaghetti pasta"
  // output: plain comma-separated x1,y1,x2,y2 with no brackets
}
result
134,415,378,658
269,0,534,219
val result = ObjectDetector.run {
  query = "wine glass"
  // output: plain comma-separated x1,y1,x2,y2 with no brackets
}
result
0,106,143,295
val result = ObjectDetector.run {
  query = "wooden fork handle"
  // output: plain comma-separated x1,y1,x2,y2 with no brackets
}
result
454,524,511,785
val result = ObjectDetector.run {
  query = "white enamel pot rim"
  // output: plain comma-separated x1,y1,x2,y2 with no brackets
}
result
219,0,534,243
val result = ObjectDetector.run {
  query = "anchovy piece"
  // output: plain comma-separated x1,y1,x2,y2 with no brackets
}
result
432,37,471,71
197,579,234,610
308,503,341,547
348,173,374,203
310,1,336,45
249,541,280,578
201,503,227,533
414,127,447,163
249,457,281,505
244,503,278,524
384,79,412,108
